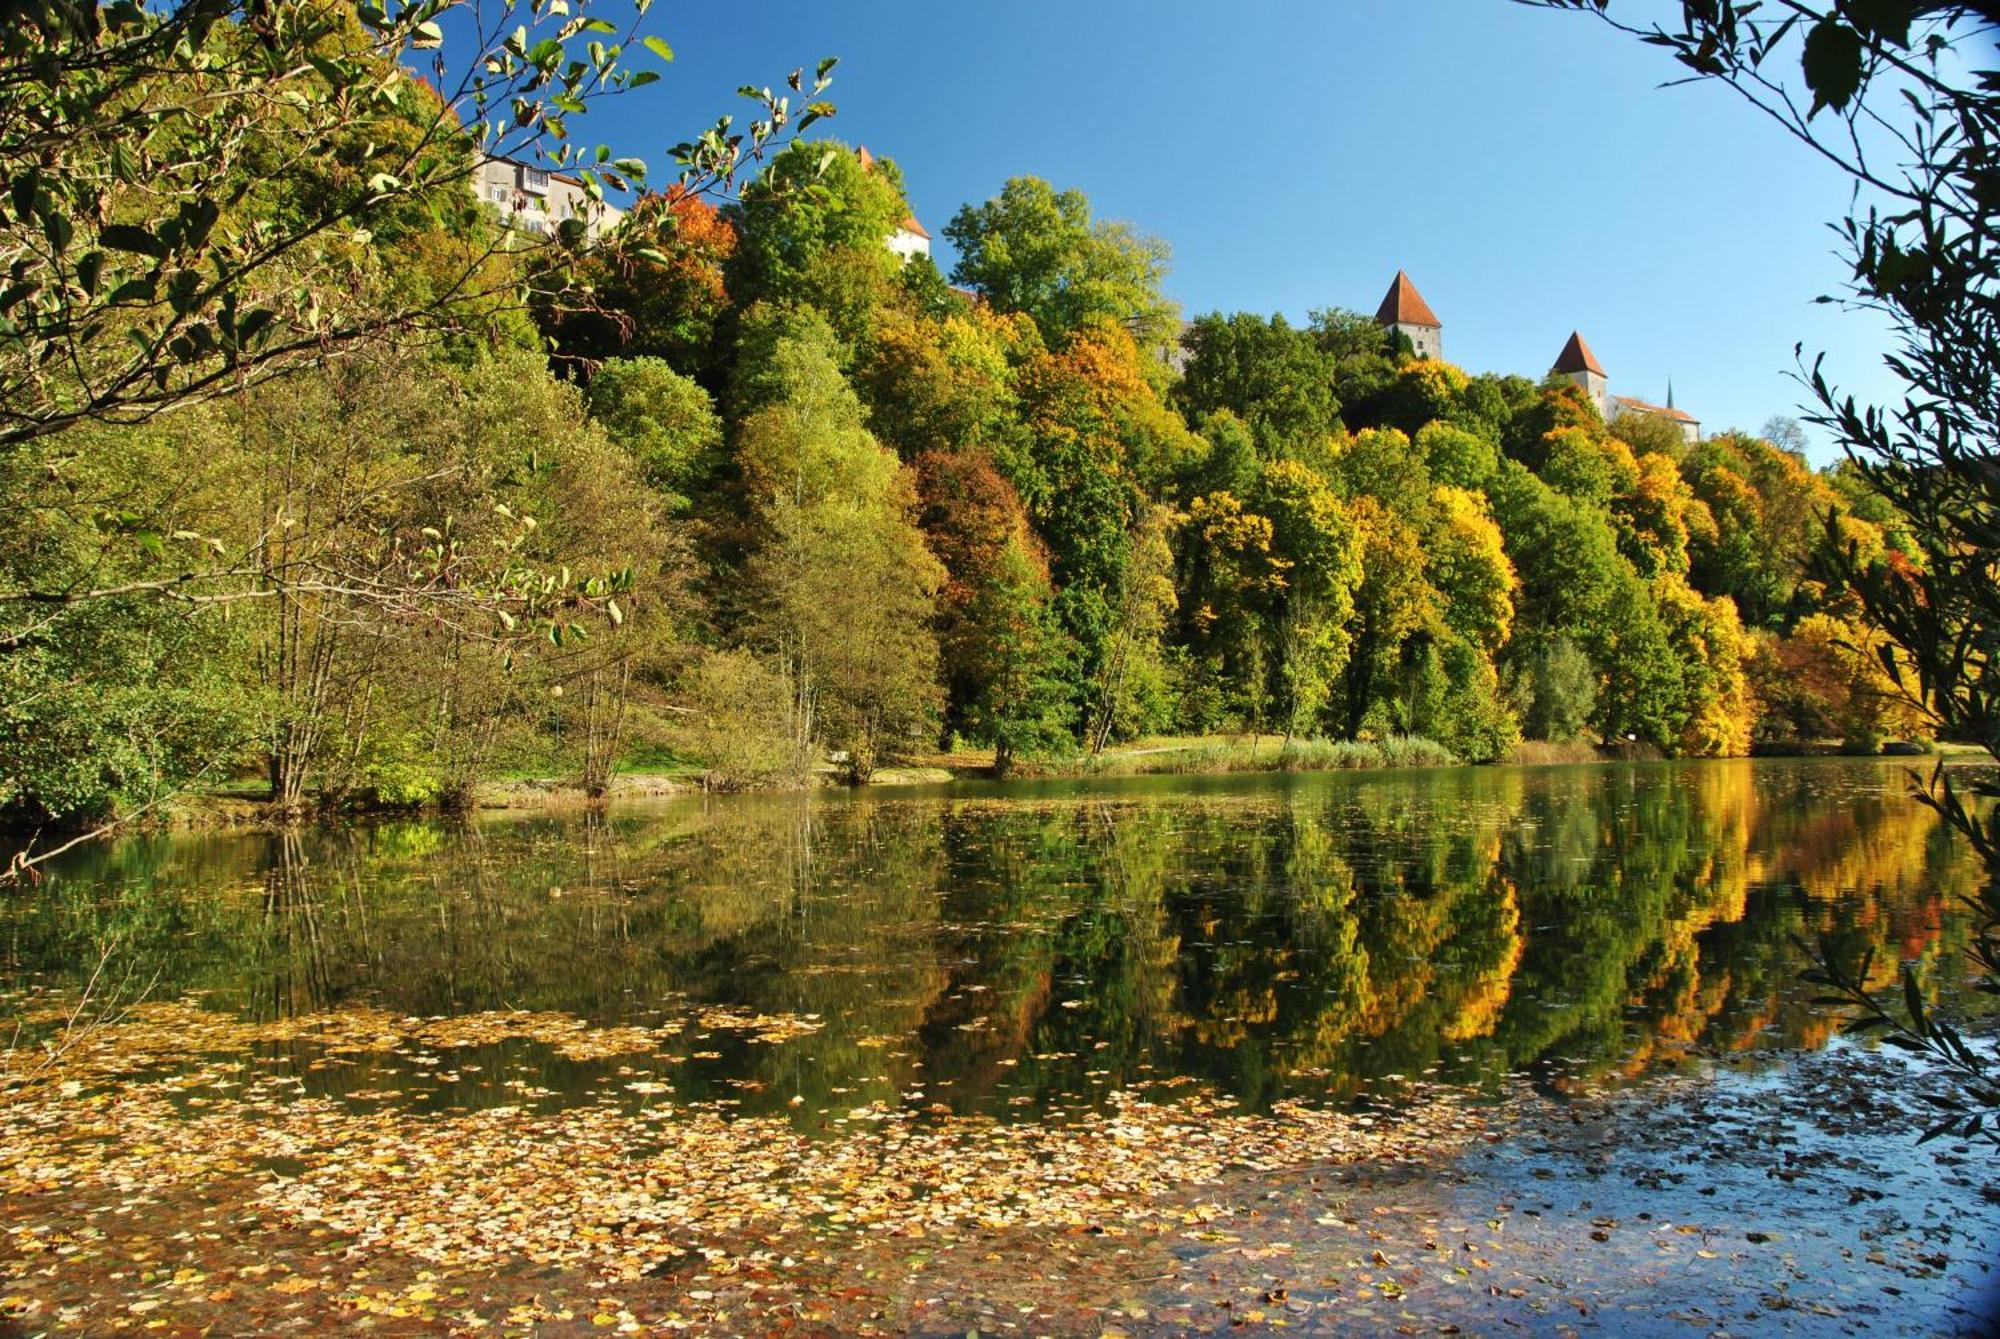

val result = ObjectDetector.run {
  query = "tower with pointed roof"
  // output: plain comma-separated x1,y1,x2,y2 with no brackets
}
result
1374,271,1442,361
1552,330,1610,420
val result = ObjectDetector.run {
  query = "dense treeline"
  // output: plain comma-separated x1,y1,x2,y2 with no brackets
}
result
0,23,1932,827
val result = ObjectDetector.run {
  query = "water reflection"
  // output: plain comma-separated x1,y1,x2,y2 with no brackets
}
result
2,759,1989,1120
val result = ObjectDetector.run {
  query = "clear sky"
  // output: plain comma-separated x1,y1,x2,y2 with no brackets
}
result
559,0,1899,460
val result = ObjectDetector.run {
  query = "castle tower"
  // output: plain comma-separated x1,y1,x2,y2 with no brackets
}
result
1374,270,1442,360
1553,331,1609,419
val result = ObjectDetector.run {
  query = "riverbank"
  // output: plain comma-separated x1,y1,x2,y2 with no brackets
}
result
82,734,1974,835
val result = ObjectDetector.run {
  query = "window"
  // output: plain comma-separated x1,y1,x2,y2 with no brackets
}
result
521,167,549,194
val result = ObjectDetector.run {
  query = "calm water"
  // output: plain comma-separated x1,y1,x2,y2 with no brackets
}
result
2,758,1991,1124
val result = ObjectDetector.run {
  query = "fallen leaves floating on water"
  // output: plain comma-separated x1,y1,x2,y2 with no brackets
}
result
4,993,1997,1336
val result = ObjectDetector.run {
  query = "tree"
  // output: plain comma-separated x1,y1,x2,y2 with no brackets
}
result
1174,313,1342,457
1011,326,1151,726
946,177,1177,348
537,186,738,378
1427,485,1517,655
1771,612,1933,752
584,357,723,505
733,320,942,781
1416,421,1500,491
1406,634,1520,763
729,140,908,311
914,448,1071,769
0,410,257,826
1653,571,1757,758
0,1,816,449
1256,459,1364,738
858,305,1030,462
1088,504,1182,749
1680,431,1838,628
1178,489,1283,731
1515,636,1597,744
1339,497,1437,739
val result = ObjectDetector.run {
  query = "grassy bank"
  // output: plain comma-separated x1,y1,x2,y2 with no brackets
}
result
1005,733,1459,779
128,733,1964,831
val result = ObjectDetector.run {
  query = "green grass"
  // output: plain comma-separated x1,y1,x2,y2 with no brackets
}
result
1024,733,1458,778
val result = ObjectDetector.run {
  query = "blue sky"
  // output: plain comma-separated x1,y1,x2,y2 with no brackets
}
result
547,0,1898,460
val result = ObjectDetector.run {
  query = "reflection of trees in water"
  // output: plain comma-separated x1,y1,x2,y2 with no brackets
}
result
254,829,335,1016
2,762,1988,1108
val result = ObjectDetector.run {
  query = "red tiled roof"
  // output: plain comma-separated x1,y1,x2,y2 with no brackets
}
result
898,213,930,240
1374,270,1441,328
1613,395,1697,425
1553,331,1607,378
857,145,877,171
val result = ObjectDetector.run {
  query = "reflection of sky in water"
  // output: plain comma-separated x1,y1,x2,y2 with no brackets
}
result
3,758,1991,1126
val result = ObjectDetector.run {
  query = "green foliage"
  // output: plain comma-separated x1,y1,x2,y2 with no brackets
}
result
946,178,1177,348
915,448,1073,768
1514,636,1600,745
677,649,813,789
0,0,798,450
585,357,722,503
1405,636,1520,764
535,188,738,378
10,0,1955,870
1175,314,1342,457
733,319,943,780
730,140,908,312
1416,421,1500,490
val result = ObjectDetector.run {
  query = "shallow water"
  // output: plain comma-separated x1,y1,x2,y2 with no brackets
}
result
4,757,1990,1125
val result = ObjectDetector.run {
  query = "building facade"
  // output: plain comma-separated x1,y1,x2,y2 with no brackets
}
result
1552,329,1701,443
472,156,625,241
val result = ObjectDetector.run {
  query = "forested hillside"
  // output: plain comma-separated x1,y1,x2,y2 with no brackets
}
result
0,24,1929,828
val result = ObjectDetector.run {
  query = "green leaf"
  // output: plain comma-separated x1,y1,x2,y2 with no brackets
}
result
236,308,277,346
1846,0,1912,48
1801,19,1865,115
11,167,40,223
107,277,157,305
0,281,40,314
42,210,73,253
642,35,674,62
411,20,444,49
165,270,202,316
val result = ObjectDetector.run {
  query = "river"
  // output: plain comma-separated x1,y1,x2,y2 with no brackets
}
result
2,757,1996,1334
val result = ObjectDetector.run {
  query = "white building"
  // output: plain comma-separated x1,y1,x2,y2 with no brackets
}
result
472,156,625,242
857,146,932,263
887,214,932,263
1553,331,1701,444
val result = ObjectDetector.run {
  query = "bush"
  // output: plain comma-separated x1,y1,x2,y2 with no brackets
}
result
676,650,814,789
